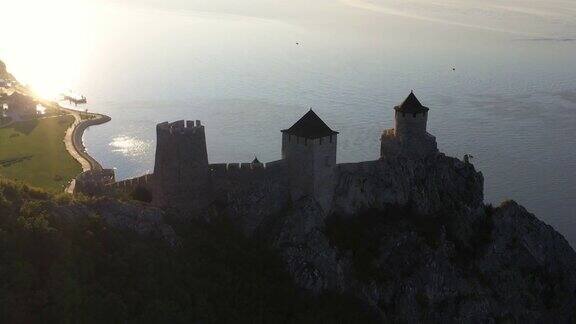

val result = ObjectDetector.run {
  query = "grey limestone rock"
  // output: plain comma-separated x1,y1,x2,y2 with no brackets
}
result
256,157,576,322
52,199,179,247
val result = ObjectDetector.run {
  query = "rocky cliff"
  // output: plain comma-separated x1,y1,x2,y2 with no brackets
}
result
71,150,575,321
52,197,179,247
4,145,574,321
223,153,576,322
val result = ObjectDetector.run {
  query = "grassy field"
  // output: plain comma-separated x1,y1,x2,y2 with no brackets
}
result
0,115,81,191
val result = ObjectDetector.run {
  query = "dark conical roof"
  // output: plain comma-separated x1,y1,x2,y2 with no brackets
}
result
282,109,338,139
394,91,429,113
252,156,261,164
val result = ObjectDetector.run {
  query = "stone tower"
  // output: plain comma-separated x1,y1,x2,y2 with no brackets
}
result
153,120,209,207
281,109,338,210
381,92,438,158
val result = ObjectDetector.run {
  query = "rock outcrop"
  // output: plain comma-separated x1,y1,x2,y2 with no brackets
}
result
333,153,483,216
224,153,576,322
53,138,576,321
53,198,179,247
98,134,574,321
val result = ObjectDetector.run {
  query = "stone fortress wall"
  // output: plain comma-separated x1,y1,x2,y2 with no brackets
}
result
73,94,494,303
282,132,337,211
77,92,442,221
109,173,153,193
74,169,115,196
152,120,209,207
105,159,288,202
144,93,439,213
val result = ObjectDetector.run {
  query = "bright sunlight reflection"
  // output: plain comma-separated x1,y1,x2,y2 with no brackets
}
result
1,0,99,100
109,136,151,157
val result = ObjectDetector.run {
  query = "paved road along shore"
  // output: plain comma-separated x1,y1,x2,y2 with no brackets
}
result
63,108,111,192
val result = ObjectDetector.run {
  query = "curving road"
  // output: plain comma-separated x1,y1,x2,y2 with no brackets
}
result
62,107,111,192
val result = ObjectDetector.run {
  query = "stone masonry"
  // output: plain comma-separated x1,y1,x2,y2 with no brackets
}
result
107,92,441,217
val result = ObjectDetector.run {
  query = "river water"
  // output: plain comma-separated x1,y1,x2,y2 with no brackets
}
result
2,0,576,245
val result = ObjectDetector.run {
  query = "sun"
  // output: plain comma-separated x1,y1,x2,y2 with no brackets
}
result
1,0,98,100
28,73,70,101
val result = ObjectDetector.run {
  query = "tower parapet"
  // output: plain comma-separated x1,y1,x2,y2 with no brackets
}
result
281,109,338,210
145,94,438,212
153,120,209,207
381,92,438,158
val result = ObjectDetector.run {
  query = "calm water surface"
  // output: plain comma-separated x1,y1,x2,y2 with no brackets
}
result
2,0,576,245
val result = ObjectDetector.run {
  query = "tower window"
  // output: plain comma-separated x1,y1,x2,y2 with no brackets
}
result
325,156,330,166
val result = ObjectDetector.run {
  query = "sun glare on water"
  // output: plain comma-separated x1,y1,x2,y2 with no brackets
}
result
1,0,99,100
110,136,152,157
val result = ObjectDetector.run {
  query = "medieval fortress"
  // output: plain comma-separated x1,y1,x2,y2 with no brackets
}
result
78,92,440,214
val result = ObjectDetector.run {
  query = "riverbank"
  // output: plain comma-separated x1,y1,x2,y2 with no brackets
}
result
0,60,110,190
60,106,111,193
62,107,111,171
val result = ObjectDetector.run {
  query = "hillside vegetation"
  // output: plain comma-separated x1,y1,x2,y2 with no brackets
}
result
0,179,374,323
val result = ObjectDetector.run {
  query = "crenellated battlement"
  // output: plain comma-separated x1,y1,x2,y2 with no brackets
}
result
73,169,116,196
73,89,456,232
92,92,442,213
156,120,205,136
109,173,153,192
207,160,284,175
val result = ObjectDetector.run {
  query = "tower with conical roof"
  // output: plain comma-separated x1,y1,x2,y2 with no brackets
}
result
394,91,429,137
281,109,338,210
381,92,438,158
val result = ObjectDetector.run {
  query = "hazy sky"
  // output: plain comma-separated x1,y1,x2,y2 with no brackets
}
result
1,0,575,96
101,0,576,37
